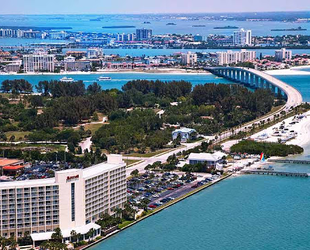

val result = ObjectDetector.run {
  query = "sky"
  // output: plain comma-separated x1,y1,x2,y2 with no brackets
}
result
0,0,309,14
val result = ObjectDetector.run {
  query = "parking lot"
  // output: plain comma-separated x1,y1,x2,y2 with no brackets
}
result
127,171,221,210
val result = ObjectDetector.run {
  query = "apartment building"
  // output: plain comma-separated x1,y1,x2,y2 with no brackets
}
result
233,28,252,46
0,155,127,245
23,54,55,72
136,28,152,41
216,49,256,66
181,52,197,66
275,48,292,62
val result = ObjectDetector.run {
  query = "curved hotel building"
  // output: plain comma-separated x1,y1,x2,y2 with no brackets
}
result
0,155,127,244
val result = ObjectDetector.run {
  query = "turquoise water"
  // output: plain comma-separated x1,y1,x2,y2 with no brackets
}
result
91,175,310,250
0,73,233,90
274,75,310,102
1,14,310,37
86,73,310,250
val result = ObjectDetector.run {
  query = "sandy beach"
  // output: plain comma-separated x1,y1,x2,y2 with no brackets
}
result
0,68,212,76
251,111,310,147
266,65,310,75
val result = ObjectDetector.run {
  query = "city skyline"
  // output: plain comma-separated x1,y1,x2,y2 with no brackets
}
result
0,0,309,14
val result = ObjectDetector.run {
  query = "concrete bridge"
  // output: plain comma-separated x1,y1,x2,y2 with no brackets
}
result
206,67,303,111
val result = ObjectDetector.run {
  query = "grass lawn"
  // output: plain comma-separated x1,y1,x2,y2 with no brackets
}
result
118,220,134,229
124,148,174,158
124,159,140,167
83,123,103,135
4,131,31,141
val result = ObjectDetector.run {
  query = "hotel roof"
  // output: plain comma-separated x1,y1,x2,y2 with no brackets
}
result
0,156,125,189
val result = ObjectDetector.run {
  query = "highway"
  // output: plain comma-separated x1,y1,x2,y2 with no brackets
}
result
126,68,303,177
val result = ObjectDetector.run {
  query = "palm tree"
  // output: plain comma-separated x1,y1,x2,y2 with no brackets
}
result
70,230,77,243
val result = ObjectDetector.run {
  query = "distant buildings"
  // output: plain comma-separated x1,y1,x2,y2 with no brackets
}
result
86,48,102,59
275,48,292,62
216,49,256,66
65,60,92,71
23,54,55,72
233,28,252,46
136,28,152,41
181,52,197,66
194,34,204,42
172,127,197,142
117,33,136,42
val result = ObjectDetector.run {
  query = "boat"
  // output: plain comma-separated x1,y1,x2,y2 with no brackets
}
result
166,23,176,26
60,77,74,83
97,76,111,81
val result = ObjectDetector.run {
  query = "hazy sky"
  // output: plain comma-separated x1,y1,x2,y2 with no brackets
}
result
0,0,309,14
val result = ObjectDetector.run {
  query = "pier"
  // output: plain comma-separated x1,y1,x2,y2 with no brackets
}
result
268,159,310,164
242,170,309,177
206,67,303,111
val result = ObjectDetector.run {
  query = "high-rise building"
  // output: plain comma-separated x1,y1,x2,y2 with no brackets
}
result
136,28,152,41
216,49,256,66
23,54,55,72
275,48,292,62
233,28,252,46
0,155,127,245
181,52,197,66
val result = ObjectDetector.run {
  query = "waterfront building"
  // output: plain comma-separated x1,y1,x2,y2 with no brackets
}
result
0,155,127,245
233,28,252,46
117,33,136,42
23,54,55,72
172,128,197,142
65,60,91,71
275,48,292,62
216,49,256,66
181,52,197,66
87,48,103,59
136,28,152,41
4,60,22,73
194,34,204,42
188,152,226,166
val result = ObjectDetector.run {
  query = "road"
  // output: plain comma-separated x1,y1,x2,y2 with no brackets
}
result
126,68,303,177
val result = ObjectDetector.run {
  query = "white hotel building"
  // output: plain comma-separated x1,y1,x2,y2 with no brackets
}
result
216,49,256,66
0,155,127,245
23,54,55,72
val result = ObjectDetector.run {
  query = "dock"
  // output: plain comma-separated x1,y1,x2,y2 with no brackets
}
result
242,170,309,177
268,159,310,165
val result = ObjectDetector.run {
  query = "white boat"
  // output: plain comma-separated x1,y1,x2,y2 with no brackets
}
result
60,77,74,83
97,76,111,81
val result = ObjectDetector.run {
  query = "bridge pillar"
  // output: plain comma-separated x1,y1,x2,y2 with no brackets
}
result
250,74,254,86
255,76,259,88
271,84,276,93
241,71,245,83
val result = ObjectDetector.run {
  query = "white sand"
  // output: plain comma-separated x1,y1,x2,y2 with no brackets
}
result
251,111,310,147
266,66,310,76
0,68,212,76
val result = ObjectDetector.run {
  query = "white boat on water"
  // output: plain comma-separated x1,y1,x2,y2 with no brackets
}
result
60,77,75,83
97,76,111,81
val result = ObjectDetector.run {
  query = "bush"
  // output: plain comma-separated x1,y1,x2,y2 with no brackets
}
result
231,140,303,157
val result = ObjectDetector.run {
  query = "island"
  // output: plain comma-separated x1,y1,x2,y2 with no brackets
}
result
102,26,136,29
271,26,307,31
214,25,239,29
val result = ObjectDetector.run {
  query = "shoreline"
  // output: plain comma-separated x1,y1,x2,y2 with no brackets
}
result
266,65,310,75
80,173,232,250
0,68,212,76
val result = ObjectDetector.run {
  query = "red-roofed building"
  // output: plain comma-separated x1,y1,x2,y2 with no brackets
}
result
0,158,24,175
